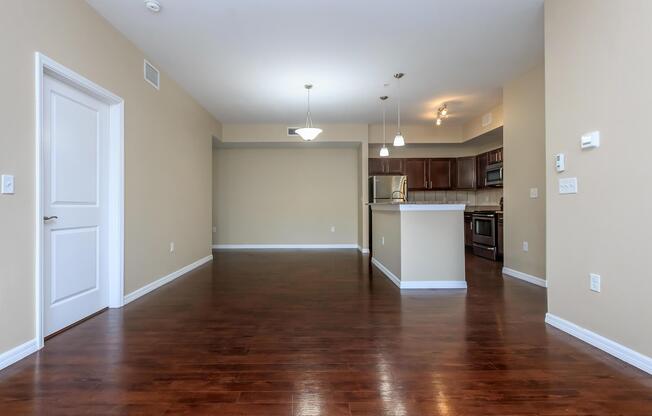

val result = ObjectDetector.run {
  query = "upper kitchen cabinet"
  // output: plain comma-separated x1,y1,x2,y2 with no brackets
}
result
405,159,428,190
405,158,455,191
455,156,476,190
368,158,385,175
428,158,456,190
476,152,488,188
386,158,405,174
368,158,405,175
487,148,503,164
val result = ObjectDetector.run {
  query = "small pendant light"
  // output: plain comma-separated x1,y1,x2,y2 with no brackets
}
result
296,84,322,141
393,73,405,147
379,96,389,157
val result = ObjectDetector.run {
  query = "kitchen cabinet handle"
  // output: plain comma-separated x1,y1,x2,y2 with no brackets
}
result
43,216,58,221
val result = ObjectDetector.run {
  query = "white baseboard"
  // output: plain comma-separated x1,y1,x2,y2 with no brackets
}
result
371,257,402,287
502,267,547,288
357,245,370,254
0,339,39,372
371,257,467,289
123,254,213,305
545,313,652,375
212,244,358,250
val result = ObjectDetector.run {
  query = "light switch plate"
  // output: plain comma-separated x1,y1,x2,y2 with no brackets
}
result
559,177,578,194
1,175,14,194
590,273,601,292
530,188,539,198
522,241,529,252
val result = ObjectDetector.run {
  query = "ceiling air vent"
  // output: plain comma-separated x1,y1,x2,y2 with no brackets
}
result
287,127,301,136
144,59,160,90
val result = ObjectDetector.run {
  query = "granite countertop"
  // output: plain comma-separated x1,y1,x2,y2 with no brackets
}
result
464,205,502,213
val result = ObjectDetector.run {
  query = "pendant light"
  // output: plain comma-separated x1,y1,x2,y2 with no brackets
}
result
393,73,405,147
296,84,322,141
379,96,389,157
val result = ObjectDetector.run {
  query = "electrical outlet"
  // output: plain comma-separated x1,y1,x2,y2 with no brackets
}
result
530,188,539,199
590,273,601,292
170,242,175,253
381,236,385,246
522,241,529,252
330,226,335,233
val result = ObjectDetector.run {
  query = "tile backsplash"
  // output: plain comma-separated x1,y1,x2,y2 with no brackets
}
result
407,188,503,206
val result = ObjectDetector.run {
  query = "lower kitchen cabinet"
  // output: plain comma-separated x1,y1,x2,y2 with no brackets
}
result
497,212,504,257
464,213,473,247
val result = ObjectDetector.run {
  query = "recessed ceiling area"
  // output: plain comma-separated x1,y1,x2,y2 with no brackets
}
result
86,0,544,125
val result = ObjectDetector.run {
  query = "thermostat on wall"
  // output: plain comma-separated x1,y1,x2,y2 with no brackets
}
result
581,131,600,149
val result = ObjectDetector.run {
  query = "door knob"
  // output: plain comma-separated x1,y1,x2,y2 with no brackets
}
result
43,216,58,221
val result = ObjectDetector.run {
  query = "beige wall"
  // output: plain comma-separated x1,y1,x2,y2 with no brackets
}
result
371,211,402,277
462,104,504,141
223,123,368,142
545,0,652,356
213,147,359,245
220,123,370,249
503,65,546,279
368,123,463,144
0,2,221,353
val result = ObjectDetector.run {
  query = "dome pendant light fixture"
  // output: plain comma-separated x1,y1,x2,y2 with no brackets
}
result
379,96,390,157
393,73,405,147
296,84,322,141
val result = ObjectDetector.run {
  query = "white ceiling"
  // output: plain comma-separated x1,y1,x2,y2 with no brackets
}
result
86,0,543,125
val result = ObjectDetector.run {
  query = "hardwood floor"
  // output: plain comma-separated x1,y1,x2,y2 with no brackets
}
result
0,250,650,415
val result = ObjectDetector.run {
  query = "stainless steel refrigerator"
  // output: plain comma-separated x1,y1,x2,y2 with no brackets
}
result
368,175,408,203
368,175,407,254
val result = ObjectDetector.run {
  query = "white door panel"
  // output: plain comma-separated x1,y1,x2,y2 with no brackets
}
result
43,75,109,336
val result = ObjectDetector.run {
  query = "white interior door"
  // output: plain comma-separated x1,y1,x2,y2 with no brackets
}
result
43,74,109,336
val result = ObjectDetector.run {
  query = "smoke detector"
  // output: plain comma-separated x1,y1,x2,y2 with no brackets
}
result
144,0,161,13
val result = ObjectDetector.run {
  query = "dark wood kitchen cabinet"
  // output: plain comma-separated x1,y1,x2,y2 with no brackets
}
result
476,152,488,189
464,213,473,247
385,158,405,174
405,158,455,191
368,158,404,175
497,212,504,257
488,147,503,164
405,159,428,190
428,158,456,190
455,156,476,190
368,158,385,175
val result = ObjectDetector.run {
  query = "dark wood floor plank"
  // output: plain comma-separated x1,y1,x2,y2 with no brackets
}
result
0,250,649,415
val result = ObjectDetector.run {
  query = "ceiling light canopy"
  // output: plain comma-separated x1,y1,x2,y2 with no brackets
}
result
144,0,161,13
393,73,405,147
379,95,389,157
296,84,322,141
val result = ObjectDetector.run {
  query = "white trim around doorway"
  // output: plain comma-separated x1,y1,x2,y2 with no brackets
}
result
34,52,125,350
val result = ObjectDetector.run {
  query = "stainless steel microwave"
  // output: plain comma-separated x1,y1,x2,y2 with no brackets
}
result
486,162,503,186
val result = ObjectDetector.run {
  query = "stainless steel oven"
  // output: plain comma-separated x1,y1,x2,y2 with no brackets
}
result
486,162,503,187
472,211,497,260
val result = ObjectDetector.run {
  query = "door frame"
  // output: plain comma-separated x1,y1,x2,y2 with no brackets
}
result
34,52,125,348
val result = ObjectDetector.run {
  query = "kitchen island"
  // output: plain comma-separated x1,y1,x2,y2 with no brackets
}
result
370,203,467,289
